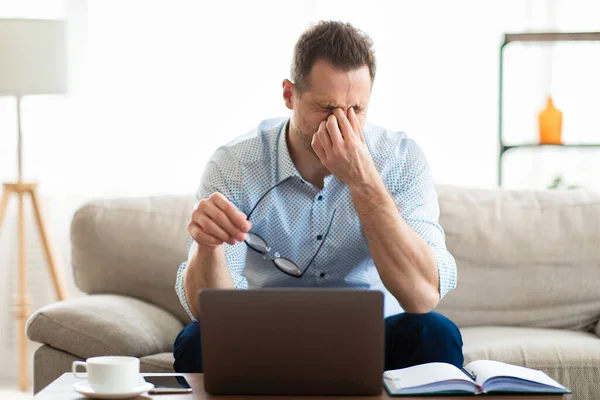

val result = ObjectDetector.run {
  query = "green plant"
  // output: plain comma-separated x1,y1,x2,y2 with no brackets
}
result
547,174,579,190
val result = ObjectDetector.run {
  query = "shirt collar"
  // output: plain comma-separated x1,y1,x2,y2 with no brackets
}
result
277,119,303,182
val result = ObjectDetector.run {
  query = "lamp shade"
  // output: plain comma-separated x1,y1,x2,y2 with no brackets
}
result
0,18,68,95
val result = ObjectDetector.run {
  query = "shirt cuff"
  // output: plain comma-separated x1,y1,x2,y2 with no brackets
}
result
433,247,458,300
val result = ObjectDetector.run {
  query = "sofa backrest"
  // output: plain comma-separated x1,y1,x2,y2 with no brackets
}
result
71,196,196,324
71,185,600,328
434,185,600,330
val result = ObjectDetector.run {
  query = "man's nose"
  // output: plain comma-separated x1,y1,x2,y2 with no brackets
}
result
327,107,350,116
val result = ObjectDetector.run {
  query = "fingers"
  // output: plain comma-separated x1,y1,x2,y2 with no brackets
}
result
188,219,230,246
201,198,245,243
210,192,251,233
326,113,344,147
317,120,333,152
195,204,236,245
188,222,222,246
348,107,365,143
332,108,353,140
189,192,252,247
311,127,326,161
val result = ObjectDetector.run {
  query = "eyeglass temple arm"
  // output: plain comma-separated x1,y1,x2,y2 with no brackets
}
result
304,209,337,270
246,176,293,220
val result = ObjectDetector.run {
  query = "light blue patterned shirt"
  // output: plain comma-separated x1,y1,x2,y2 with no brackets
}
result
176,117,457,320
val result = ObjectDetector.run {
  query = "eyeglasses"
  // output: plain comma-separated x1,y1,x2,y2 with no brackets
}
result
244,177,336,278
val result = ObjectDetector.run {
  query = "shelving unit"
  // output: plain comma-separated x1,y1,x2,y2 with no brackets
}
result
497,31,600,186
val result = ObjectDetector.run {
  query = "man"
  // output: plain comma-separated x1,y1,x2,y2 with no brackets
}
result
173,20,463,373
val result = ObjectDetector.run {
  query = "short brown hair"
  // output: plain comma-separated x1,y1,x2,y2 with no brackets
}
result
291,21,376,94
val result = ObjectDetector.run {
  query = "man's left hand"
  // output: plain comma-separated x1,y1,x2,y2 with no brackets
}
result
311,107,378,188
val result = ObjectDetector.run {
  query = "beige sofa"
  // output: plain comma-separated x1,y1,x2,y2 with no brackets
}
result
26,185,600,399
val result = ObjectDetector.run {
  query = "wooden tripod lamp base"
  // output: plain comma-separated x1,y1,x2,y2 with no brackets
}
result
0,182,68,392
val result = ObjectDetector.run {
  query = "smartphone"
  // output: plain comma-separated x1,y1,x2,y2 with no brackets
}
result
144,375,193,394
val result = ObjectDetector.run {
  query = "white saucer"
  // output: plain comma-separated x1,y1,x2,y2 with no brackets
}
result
72,378,154,399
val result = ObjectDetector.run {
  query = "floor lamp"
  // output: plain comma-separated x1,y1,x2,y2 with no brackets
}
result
0,19,69,392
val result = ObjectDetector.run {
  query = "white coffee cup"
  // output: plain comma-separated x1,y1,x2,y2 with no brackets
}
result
72,356,140,394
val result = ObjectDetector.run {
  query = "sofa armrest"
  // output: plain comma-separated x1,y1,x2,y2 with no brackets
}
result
26,294,184,359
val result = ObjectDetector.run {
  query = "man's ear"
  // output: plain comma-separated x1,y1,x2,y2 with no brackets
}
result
282,79,295,110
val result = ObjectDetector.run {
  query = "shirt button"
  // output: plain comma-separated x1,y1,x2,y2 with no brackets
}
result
317,195,323,201
319,272,326,278
316,235,323,240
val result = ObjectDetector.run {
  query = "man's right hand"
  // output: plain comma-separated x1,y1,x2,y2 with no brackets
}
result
188,192,251,250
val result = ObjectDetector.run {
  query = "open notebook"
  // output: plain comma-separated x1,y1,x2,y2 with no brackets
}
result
383,360,571,396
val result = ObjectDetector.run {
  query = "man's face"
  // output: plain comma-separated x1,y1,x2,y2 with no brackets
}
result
284,60,372,153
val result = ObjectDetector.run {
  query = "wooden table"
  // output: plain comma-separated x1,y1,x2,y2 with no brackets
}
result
35,372,565,399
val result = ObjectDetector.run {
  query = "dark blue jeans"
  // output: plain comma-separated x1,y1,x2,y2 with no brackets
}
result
173,311,464,372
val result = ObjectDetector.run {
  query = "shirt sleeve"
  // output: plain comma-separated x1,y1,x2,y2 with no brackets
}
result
175,148,249,322
391,138,457,300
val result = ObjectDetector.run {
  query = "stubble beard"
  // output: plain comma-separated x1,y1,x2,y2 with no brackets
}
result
291,118,319,160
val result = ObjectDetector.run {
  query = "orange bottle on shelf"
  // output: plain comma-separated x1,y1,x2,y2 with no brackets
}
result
538,96,563,144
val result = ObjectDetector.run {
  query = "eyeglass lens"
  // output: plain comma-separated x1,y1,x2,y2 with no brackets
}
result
246,232,269,253
246,232,302,277
274,258,302,276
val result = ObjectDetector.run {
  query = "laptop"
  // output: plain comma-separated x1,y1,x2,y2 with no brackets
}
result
199,288,384,396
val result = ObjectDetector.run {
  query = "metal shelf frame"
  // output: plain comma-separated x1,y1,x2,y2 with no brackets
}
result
497,31,600,186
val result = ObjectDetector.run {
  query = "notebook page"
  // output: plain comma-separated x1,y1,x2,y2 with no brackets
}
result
384,362,475,389
465,360,566,389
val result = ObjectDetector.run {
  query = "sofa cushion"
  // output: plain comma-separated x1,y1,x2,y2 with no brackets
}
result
27,294,184,359
34,344,81,394
435,185,600,329
140,353,175,373
462,326,600,399
70,196,196,325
